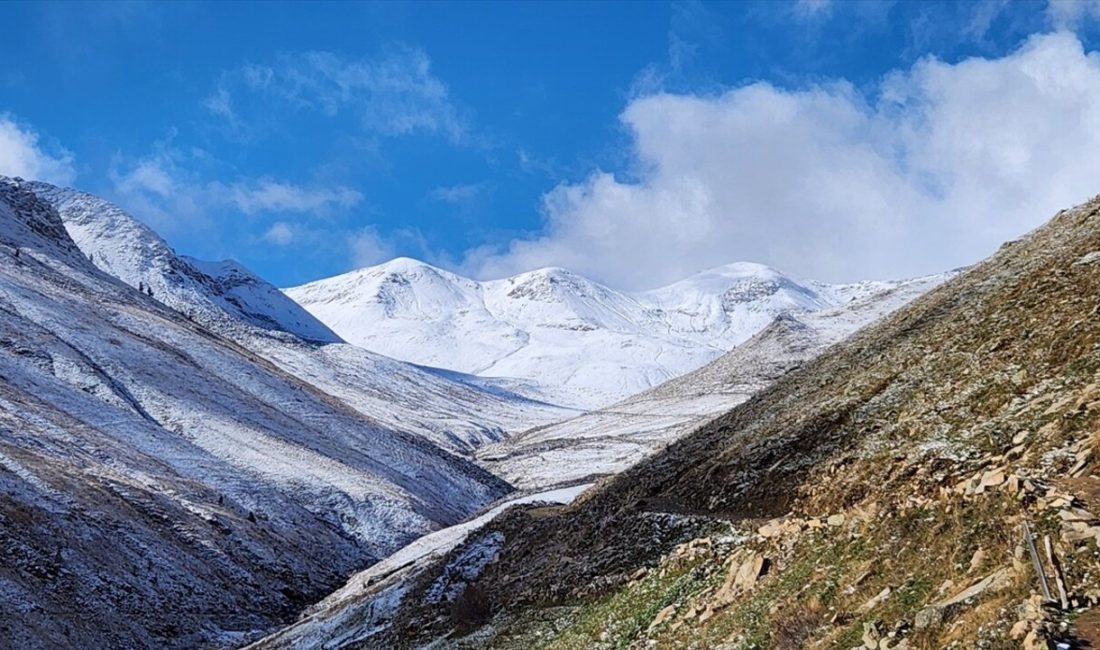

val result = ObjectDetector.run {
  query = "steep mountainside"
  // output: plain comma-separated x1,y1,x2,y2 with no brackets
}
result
477,273,947,489
30,182,340,344
26,183,570,454
287,259,909,409
268,195,1100,649
0,177,512,650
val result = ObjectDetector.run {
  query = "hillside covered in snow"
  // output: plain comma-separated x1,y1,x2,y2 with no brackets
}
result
26,183,570,455
287,258,910,408
0,176,557,649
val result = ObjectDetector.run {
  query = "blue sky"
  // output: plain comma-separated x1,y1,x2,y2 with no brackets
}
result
2,1,1100,289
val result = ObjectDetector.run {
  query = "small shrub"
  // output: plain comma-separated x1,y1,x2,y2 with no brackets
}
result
771,602,825,650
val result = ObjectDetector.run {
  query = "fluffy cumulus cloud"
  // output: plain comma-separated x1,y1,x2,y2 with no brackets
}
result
469,32,1100,288
0,116,76,185
206,47,471,144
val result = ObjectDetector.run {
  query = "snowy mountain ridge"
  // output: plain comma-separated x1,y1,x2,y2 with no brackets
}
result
25,182,570,455
477,270,950,489
287,257,910,408
29,183,341,344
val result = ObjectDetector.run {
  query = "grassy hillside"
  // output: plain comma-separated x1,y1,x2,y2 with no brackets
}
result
289,194,1100,648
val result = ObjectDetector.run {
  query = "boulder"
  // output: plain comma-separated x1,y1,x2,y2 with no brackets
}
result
913,569,1013,630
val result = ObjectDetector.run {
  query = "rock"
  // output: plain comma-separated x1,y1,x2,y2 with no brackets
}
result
828,514,846,527
857,586,892,613
714,554,768,604
1046,495,1074,509
1059,524,1100,543
1070,450,1092,477
979,469,1006,490
914,605,945,630
1013,546,1030,574
862,621,881,648
968,548,987,574
733,555,768,591
1022,629,1045,650
1009,619,1032,639
1073,251,1100,266
758,520,784,538
648,604,676,631
913,569,1013,630
1058,506,1097,524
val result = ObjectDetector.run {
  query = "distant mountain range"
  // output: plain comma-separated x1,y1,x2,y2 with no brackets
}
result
288,257,924,408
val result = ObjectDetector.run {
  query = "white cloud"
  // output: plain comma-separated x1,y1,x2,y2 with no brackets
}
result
109,147,362,240
1047,0,1100,29
262,221,295,246
428,182,486,204
221,179,362,214
468,32,1100,289
0,116,76,185
350,226,397,267
113,158,176,198
205,47,472,145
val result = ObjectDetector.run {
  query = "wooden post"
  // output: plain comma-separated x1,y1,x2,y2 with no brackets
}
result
1043,535,1070,610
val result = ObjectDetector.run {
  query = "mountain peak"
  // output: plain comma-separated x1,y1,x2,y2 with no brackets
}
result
288,255,919,408
371,256,441,273
26,180,340,344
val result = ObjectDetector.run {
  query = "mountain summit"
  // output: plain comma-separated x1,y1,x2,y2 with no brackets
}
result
287,259,912,408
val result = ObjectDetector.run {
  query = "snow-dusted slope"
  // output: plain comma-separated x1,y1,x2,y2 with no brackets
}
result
247,483,593,650
30,182,341,344
0,177,513,649
27,184,571,455
477,272,950,488
287,259,908,408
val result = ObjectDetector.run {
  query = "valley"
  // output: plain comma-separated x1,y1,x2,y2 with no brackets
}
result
3,173,1095,650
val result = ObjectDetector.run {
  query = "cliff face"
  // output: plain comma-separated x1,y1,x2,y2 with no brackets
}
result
358,195,1100,649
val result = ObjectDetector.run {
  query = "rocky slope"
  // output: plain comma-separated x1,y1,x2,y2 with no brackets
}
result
0,177,516,649
287,258,908,409
269,195,1100,649
477,273,947,489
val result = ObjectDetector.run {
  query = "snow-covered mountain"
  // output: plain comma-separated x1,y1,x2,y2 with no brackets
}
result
287,258,914,408
31,182,341,344
26,184,570,455
0,177,546,649
477,271,950,488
